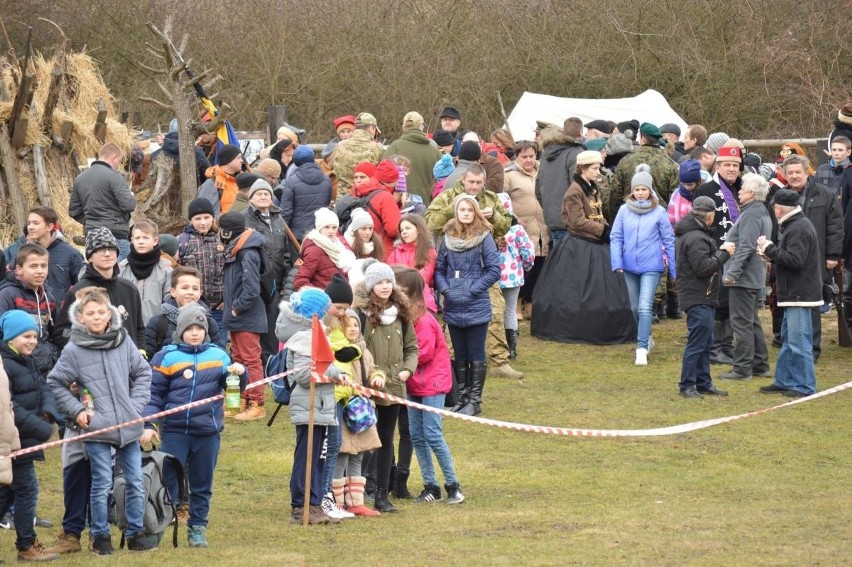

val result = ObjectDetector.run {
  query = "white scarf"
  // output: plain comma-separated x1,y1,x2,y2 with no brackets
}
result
380,305,399,326
305,229,354,270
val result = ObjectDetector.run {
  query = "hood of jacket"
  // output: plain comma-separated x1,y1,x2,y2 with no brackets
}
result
541,129,580,153
293,161,326,185
674,214,711,237
162,131,180,157
354,178,391,198
68,300,125,334
225,228,265,259
275,300,313,353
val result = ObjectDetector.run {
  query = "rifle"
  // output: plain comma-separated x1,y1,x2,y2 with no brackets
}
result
833,264,852,347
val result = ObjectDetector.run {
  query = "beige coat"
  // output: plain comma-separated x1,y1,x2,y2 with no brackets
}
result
339,348,382,455
0,365,21,485
504,162,550,256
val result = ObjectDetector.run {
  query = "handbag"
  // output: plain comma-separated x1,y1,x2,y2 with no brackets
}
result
344,395,377,434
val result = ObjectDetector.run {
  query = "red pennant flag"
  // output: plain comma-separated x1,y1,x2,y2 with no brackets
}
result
311,314,335,379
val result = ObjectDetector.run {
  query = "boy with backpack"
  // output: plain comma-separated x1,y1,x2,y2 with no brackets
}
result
48,286,153,555
142,303,246,547
118,219,173,325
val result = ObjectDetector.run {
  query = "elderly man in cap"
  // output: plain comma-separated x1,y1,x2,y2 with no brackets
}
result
584,119,612,140
384,111,442,205
332,112,384,200
197,143,243,216
535,117,586,246
756,189,824,397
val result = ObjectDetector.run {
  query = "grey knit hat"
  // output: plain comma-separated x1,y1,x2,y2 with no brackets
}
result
248,178,274,200
631,164,654,191
692,196,716,214
174,303,209,343
85,227,119,259
363,260,395,292
705,132,730,154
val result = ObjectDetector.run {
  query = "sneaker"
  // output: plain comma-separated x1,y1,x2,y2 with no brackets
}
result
0,511,12,530
634,348,648,366
759,384,787,394
490,362,524,380
444,483,465,505
44,532,81,555
233,401,266,421
187,525,208,548
321,494,354,520
91,534,114,556
17,539,59,562
126,531,157,552
679,388,703,399
34,517,54,529
719,370,751,380
413,484,442,504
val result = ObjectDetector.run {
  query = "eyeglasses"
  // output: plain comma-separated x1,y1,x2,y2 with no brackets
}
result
91,248,117,256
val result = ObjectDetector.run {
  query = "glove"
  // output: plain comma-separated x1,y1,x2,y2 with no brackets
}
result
334,346,360,363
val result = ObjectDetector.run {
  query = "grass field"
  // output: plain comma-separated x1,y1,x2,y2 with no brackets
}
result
3,312,851,565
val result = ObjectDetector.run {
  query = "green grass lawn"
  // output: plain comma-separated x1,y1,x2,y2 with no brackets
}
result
4,313,851,565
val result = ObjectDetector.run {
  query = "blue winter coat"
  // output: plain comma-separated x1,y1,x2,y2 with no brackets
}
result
435,233,501,328
280,163,333,241
610,202,677,279
144,342,232,436
222,229,268,333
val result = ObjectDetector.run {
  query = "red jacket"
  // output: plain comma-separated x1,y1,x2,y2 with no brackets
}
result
294,236,346,291
386,242,437,313
406,312,452,397
353,180,400,259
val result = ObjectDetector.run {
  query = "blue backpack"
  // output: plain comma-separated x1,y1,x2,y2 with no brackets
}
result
266,347,293,426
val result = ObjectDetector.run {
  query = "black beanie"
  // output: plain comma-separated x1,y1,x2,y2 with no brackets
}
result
458,141,482,161
324,273,353,305
433,129,455,147
236,172,263,190
218,212,246,243
617,119,640,141
188,197,215,219
217,144,241,165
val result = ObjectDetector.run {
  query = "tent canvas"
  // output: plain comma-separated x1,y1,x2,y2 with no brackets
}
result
506,89,688,142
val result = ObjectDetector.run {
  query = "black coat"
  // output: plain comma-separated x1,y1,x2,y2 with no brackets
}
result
536,136,585,231
0,342,56,463
695,176,742,246
790,178,844,264
674,215,731,311
242,204,293,295
764,212,823,306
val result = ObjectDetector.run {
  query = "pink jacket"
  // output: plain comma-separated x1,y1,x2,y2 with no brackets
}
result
386,242,438,313
406,312,452,397
667,188,693,227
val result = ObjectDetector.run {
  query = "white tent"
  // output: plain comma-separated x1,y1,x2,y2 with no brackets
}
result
506,89,688,142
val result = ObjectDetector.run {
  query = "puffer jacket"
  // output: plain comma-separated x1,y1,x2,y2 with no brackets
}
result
275,301,337,426
48,303,152,447
0,341,56,463
353,180,400,257
675,214,731,311
386,242,437,312
294,235,349,291
280,162,333,241
0,273,58,375
144,341,232,436
435,232,502,328
243,204,293,295
0,365,21,484
406,312,452,397
610,199,677,278
222,229,268,333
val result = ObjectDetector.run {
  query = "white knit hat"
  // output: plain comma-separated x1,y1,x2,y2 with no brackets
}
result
314,207,339,231
345,207,374,239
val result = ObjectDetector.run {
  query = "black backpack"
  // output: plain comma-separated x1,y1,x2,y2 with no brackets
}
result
266,347,294,427
334,189,383,233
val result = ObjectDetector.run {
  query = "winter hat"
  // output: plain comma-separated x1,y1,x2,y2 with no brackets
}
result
334,115,356,132
639,122,662,139
403,111,424,130
576,150,603,166
314,207,339,231
723,138,745,150
218,212,246,243
691,196,716,214
290,287,332,320
346,207,374,236
584,138,608,152
248,178,274,199
439,107,461,120
584,119,611,134
375,159,400,184
325,273,353,305
188,197,215,219
617,119,640,140
363,260,395,292
773,189,800,207
85,227,119,259
679,160,702,184
458,141,482,161
174,303,208,341
837,102,852,126
0,310,38,342
394,167,408,193
716,146,742,164
606,133,634,155
254,158,282,181
353,161,376,178
355,112,378,127
453,193,481,214
276,126,299,145
563,117,583,139
433,153,455,180
236,172,263,190
660,123,681,137
217,144,241,165
432,129,455,148
705,132,730,154
631,164,654,191
292,145,315,167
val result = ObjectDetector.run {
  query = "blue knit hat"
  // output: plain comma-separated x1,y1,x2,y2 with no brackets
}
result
290,288,331,320
0,310,39,342
679,160,702,183
433,154,455,180
293,145,315,167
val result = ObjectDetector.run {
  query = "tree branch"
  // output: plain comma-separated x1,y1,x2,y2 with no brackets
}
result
138,95,172,111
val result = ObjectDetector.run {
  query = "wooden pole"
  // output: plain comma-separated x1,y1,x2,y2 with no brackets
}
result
93,98,107,143
0,124,30,230
302,365,317,526
268,106,287,144
32,144,51,206
41,40,66,134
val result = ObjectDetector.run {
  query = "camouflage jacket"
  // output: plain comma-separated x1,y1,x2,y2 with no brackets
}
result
425,180,511,239
331,130,384,199
611,145,679,206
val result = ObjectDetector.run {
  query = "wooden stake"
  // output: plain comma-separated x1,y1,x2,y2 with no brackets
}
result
0,123,30,230
41,40,66,134
302,370,317,526
32,145,51,206
93,98,107,142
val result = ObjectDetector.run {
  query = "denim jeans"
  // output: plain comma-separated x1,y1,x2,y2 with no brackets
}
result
0,461,38,550
774,307,816,395
322,403,343,495
290,425,327,508
407,393,457,486
116,238,131,263
209,308,226,347
161,431,220,528
87,441,144,538
679,305,715,392
623,271,663,350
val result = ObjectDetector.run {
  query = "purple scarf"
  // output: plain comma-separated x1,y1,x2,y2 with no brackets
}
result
718,177,740,223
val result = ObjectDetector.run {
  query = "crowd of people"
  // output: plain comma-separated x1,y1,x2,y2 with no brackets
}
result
0,100,851,558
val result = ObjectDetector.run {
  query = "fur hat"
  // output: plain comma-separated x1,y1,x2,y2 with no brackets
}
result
325,273,353,305
639,122,662,139
403,111,424,130
293,145,315,167
458,141,482,161
576,150,603,166
334,115,356,132
631,164,654,191
837,102,852,126
218,212,246,243
617,119,640,140
679,160,703,183
375,160,400,184
584,138,607,152
346,207,374,237
563,117,583,139
660,123,681,137
174,303,208,342
314,207,339,231
363,260,395,292
773,189,800,207
85,227,119,259
236,172,263,190
439,107,461,120
248,178,274,200
716,146,742,164
705,132,730,154
433,153,455,180
188,197,215,219
584,119,611,134
254,158,281,181
290,287,331,320
354,161,376,178
0,310,38,342
691,196,716,214
217,144,241,165
432,129,455,148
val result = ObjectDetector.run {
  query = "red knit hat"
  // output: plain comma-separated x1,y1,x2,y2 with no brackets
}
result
353,161,376,178
715,146,742,163
375,159,400,184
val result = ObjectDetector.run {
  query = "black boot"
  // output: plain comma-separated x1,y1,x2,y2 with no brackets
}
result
451,361,470,412
388,465,397,497
393,468,412,499
458,361,486,416
373,488,398,513
505,329,519,360
666,291,682,319
654,301,667,322
771,308,783,347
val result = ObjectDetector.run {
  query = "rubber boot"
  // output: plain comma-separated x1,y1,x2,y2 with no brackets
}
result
373,488,399,513
458,361,486,416
451,360,470,412
393,468,412,499
505,329,519,360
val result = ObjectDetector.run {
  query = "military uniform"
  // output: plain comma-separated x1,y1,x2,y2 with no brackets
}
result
611,145,679,206
425,180,511,239
331,129,384,199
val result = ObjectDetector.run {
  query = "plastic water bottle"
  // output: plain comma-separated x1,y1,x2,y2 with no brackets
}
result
81,388,95,417
225,372,241,417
